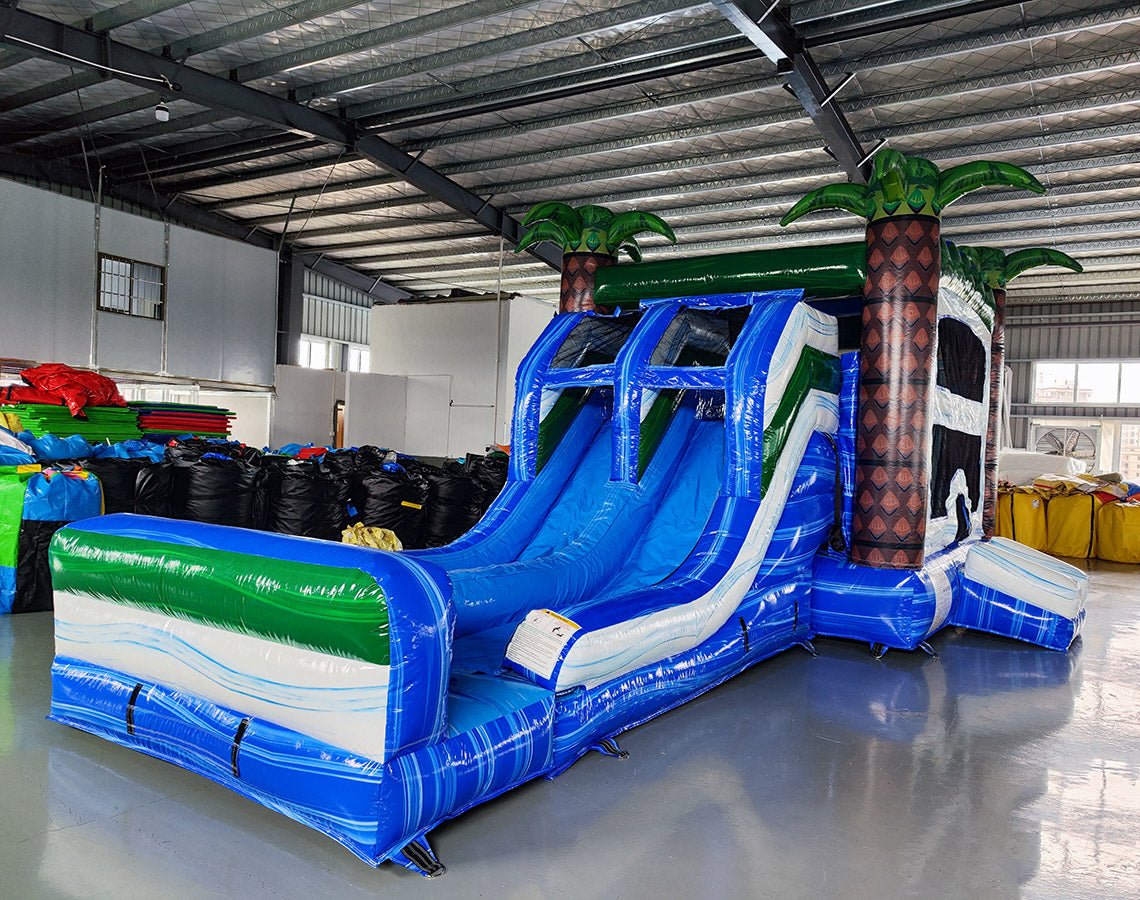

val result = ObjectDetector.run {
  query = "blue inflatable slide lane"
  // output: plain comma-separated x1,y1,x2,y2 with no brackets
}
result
47,289,844,873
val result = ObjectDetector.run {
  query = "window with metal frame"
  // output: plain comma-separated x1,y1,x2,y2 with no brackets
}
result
1032,360,1140,406
98,253,165,320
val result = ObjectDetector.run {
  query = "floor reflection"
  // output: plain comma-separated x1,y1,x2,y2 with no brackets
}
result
2,563,1137,899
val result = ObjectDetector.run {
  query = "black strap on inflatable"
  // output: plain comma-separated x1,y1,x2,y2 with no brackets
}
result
231,717,251,778
821,433,847,552
738,616,750,652
401,840,446,878
1088,493,1096,557
1010,493,1018,542
125,682,143,735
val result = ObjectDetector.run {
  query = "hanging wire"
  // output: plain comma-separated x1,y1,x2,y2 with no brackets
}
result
4,35,181,92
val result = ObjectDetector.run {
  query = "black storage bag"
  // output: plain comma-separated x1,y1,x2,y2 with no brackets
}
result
319,450,357,540
263,456,326,537
418,464,482,548
468,452,508,514
351,465,428,548
134,462,184,518
182,456,259,528
13,520,66,613
80,457,150,514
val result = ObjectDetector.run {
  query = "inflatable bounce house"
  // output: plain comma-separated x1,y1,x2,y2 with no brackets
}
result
46,151,1088,875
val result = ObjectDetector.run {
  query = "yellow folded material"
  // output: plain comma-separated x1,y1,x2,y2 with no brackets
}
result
1045,492,1102,559
996,488,1048,551
341,522,403,551
1096,501,1140,564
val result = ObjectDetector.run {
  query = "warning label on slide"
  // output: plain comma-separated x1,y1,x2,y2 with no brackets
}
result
505,609,581,681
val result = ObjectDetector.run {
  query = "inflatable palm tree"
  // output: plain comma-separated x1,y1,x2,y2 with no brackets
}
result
781,150,1045,569
967,246,1083,539
516,202,676,312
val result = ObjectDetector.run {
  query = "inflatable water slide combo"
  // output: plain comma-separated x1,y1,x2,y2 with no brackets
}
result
47,151,1089,874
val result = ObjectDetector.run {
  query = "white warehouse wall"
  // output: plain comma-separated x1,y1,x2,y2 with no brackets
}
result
370,296,554,456
0,178,277,386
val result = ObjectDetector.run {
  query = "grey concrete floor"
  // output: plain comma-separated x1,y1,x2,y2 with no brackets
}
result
1,561,1137,899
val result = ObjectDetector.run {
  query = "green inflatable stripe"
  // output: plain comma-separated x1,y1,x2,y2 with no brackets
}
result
536,388,588,472
594,242,866,308
0,467,36,569
761,347,841,493
639,389,683,478
50,530,390,665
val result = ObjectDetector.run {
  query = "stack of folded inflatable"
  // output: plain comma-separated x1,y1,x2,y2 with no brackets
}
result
1,363,140,442
0,404,143,443
0,461,102,614
132,402,234,439
997,473,1140,564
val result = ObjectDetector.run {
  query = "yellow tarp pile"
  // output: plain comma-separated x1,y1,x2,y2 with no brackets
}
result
341,522,403,551
998,472,1140,563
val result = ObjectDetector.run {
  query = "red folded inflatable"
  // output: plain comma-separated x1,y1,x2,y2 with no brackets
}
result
0,385,63,406
20,363,127,416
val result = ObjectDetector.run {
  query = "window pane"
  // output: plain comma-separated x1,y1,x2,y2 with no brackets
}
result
1033,363,1076,403
1120,363,1140,404
358,348,370,372
1120,423,1140,481
1076,362,1119,404
308,340,326,370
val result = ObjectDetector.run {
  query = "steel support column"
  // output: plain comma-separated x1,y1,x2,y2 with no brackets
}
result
711,0,868,181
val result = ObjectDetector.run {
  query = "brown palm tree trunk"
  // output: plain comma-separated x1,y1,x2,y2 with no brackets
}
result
981,286,1006,538
560,252,616,313
852,216,941,569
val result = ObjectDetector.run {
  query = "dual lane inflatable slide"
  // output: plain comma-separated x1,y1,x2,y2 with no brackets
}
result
47,152,1089,875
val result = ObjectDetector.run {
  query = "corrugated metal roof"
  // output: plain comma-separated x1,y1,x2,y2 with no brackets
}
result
1,0,1137,304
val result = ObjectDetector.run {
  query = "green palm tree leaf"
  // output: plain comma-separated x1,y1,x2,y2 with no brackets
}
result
619,239,643,263
607,210,677,249
579,205,615,229
520,201,582,238
779,183,868,226
514,219,574,254
936,161,1045,209
1003,248,1083,282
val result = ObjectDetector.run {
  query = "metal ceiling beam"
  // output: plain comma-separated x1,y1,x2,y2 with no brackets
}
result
7,0,700,145
0,8,561,270
34,0,1140,162
285,176,1140,256
355,0,1140,130
393,46,1140,161
711,0,868,181
0,0,372,118
281,151,1140,240
111,131,314,180
62,22,747,162
215,123,1140,229
297,254,412,304
192,82,1140,215
189,4,1140,208
353,22,748,128
291,0,702,104
0,0,193,69
799,0,1026,46
234,0,541,84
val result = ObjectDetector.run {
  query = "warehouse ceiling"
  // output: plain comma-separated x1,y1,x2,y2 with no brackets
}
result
1,0,1138,305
